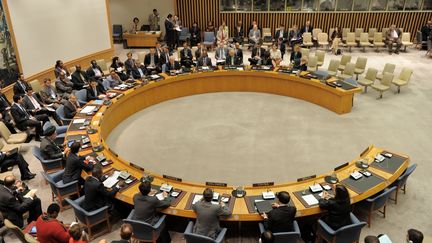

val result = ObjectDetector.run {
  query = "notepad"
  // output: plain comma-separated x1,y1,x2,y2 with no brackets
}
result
309,184,323,193
80,106,96,114
156,193,165,201
302,194,319,206
192,194,203,204
93,100,104,105
103,171,120,188
160,183,173,192
262,191,275,199
73,118,86,124
150,74,160,79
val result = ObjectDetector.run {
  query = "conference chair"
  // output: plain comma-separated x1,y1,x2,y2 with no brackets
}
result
354,57,368,80
345,33,356,52
43,121,66,144
312,28,322,42
29,79,41,93
382,28,389,36
315,50,325,66
357,68,378,93
359,33,370,52
368,28,377,42
75,89,88,106
338,63,355,79
401,32,413,51
184,221,227,243
55,105,72,125
358,186,397,227
376,63,396,80
342,28,350,43
327,59,340,76
112,24,123,42
96,59,110,76
372,73,393,99
302,32,313,48
354,28,364,42
137,52,146,64
391,67,413,93
42,170,80,211
262,28,273,47
32,146,63,173
301,48,310,60
3,219,39,243
179,27,191,44
0,139,21,153
203,32,216,50
338,54,352,71
123,209,167,243
66,196,111,240
373,32,386,52
258,220,301,243
316,213,366,243
307,56,318,72
317,33,329,51
390,163,417,204
0,121,28,144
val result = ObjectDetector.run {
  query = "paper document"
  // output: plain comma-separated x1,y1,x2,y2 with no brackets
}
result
156,193,165,201
73,119,86,124
302,194,319,206
93,100,104,105
24,189,38,199
237,67,244,71
192,194,203,204
80,106,96,114
103,171,121,188
150,74,160,79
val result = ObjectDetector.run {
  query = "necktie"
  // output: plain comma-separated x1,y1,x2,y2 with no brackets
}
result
30,96,40,109
231,57,234,65
166,54,169,63
80,72,85,82
204,57,207,66
93,88,97,96
150,55,155,66
220,49,223,59
20,82,26,91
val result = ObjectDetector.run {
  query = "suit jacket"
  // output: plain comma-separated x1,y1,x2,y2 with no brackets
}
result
251,47,266,59
54,67,70,78
234,26,244,39
55,79,74,95
83,176,118,211
86,66,104,80
164,19,175,40
192,200,231,239
40,137,63,160
0,186,33,228
124,58,135,72
289,29,302,40
248,29,261,42
290,51,302,62
0,93,11,115
159,52,172,65
386,28,402,41
166,61,181,71
86,85,106,101
263,205,297,233
13,81,31,96
71,70,88,88
180,49,193,61
234,48,243,63
144,54,160,67
226,55,241,66
275,29,289,41
22,95,44,113
194,48,206,60
133,193,170,225
64,100,79,119
10,103,32,130
197,56,213,67
63,153,93,184
319,198,351,230
300,25,314,35
40,86,60,105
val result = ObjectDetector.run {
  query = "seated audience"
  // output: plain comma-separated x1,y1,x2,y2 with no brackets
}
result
248,20,261,34
36,203,70,243
289,24,302,48
226,49,242,66
64,93,81,119
331,26,342,54
293,57,308,71
179,42,193,68
0,146,35,180
68,223,89,243
0,175,42,228
86,60,104,80
275,24,288,57
23,88,63,126
0,86,17,134
318,184,351,230
110,57,128,81
190,22,201,47
249,25,261,46
205,20,216,33
364,235,380,243
386,24,402,54
217,22,229,46
86,79,106,101
192,188,231,239
165,56,181,72
63,142,94,186
39,78,64,110
248,43,266,65
71,65,88,90
195,43,206,60
261,191,296,233
40,126,68,163
13,74,31,96
160,46,172,66
269,43,282,67
290,44,302,64
234,42,244,64
144,48,161,74
233,20,244,44
215,43,228,65
103,70,122,90
55,73,74,98
407,228,423,243
300,20,314,35
197,50,213,67
111,223,133,243
260,231,274,243
54,60,70,78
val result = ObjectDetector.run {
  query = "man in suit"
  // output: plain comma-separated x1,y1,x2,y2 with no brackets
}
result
275,24,288,58
197,50,213,67
248,43,266,65
0,148,35,181
288,24,302,48
165,56,181,72
40,126,68,163
11,94,48,141
63,93,80,119
112,223,133,243
386,24,402,54
215,43,228,65
159,46,172,67
39,78,63,110
0,175,42,228
13,74,31,96
192,188,231,239
144,48,161,74
249,25,261,46
63,142,94,186
261,191,297,233
103,70,123,90
86,60,104,81
71,65,88,90
155,41,163,58
133,181,171,242
194,43,206,60
0,87,17,134
86,79,106,101
164,14,175,51
179,43,193,68
82,164,120,212
55,73,74,98
226,49,242,66
234,42,244,64
125,52,146,79
23,88,63,126
300,20,314,35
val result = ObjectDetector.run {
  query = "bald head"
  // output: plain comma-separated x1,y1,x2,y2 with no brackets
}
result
4,175,16,188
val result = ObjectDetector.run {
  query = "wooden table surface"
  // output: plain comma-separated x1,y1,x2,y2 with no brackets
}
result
123,31,161,48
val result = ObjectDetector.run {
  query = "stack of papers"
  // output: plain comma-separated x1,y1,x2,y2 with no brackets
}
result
262,191,275,199
73,119,86,124
103,171,120,188
80,106,96,114
192,194,203,204
375,154,386,162
155,193,165,201
302,194,319,206
160,183,173,192
309,184,323,193
93,100,104,105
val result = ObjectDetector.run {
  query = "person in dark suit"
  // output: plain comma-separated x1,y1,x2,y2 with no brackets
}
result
13,74,31,96
261,191,296,233
0,175,42,228
179,43,193,68
159,46,172,67
70,65,88,90
190,22,201,47
288,24,302,48
124,52,146,79
110,57,128,81
86,60,104,81
86,79,106,101
111,223,133,243
0,87,17,134
63,94,80,119
62,142,94,186
194,43,206,60
290,44,302,63
55,73,74,98
197,50,213,67
54,60,70,78
233,42,244,65
39,78,63,110
132,181,171,242
248,43,266,65
11,94,48,141
23,88,63,126
226,49,242,66
192,188,231,239
233,20,244,44
293,57,308,71
0,149,35,180
165,56,181,72
144,48,161,74
275,24,288,58
40,126,68,163
165,14,175,51
82,164,119,212
319,185,351,230
300,20,314,35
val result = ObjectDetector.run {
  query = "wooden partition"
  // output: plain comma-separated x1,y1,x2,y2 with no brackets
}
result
176,0,432,41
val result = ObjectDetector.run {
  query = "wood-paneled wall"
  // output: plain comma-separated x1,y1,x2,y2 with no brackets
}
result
176,0,432,40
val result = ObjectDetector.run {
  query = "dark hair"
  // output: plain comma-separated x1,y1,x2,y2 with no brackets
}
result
25,87,33,92
261,230,274,243
334,185,350,203
408,229,424,243
43,77,51,83
277,191,290,204
120,223,133,240
203,188,213,202
13,94,23,103
364,235,380,243
139,181,152,195
70,141,81,154
92,163,103,179
167,14,172,19
153,9,157,12
112,56,119,63
89,78,97,83
55,60,62,69
69,224,83,240
47,203,60,215
133,17,139,22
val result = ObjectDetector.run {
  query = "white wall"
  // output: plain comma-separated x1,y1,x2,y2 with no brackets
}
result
109,0,175,35
7,0,112,77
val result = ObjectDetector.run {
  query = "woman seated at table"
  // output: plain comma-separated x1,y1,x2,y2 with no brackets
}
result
319,184,352,230
110,56,128,81
130,17,140,33
290,44,302,64
269,43,282,67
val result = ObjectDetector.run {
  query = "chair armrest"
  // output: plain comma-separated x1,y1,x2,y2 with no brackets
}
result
318,219,335,235
349,213,360,224
215,228,227,243
258,222,265,234
184,221,194,233
152,215,166,229
126,209,135,220
85,206,109,217
292,220,300,234
42,157,63,164
57,180,79,189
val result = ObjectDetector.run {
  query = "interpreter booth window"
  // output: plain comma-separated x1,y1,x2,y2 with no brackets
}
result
353,0,370,10
423,0,432,9
337,0,354,11
370,0,388,10
253,0,269,11
303,0,318,10
0,1,19,87
404,0,421,10
270,0,286,11
387,0,405,10
237,0,253,11
319,0,336,11
221,0,236,11
286,0,302,10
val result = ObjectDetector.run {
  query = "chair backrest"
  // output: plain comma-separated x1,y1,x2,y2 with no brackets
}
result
328,28,334,39
303,32,312,43
396,163,417,188
328,59,340,72
184,232,218,243
382,27,389,35
382,63,396,75
365,68,378,81
32,146,44,162
340,55,352,65
355,57,368,70
343,63,355,75
273,220,301,243
41,171,60,196
123,213,160,241
301,48,310,60
137,52,146,64
342,28,350,39
204,32,215,42
355,28,364,38
370,187,397,211
333,213,367,242
374,32,384,42
262,28,272,37
308,56,318,69
113,24,123,34
180,27,190,37
313,28,322,39
96,59,108,72
368,28,377,37
402,32,411,42
75,89,87,103
3,219,27,242
0,122,11,140
29,79,42,93
346,32,356,43
65,197,89,224
398,67,413,82
381,73,394,87
56,105,66,121
360,33,369,42
318,33,328,43
315,50,325,62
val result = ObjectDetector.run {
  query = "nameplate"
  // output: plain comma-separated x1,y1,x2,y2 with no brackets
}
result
297,175,316,182
130,163,145,171
334,162,349,171
163,175,182,182
205,182,227,187
252,182,274,187
108,148,118,157
360,146,372,157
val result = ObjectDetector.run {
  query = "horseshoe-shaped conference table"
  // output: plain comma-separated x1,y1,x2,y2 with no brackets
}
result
66,70,409,221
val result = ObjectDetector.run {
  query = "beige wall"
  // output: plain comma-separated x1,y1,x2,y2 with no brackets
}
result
109,0,175,37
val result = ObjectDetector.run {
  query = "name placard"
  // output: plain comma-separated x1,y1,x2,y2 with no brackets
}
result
360,146,371,157
297,175,316,182
334,162,349,171
163,175,182,182
130,163,145,171
206,182,227,187
252,182,274,187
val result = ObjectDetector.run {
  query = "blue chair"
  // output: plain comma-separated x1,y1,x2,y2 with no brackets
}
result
258,220,301,243
316,213,367,243
112,24,123,42
179,27,191,43
390,163,417,204
55,105,72,125
65,196,111,240
32,146,63,173
75,89,88,106
41,170,80,211
203,32,216,50
123,209,167,243
43,121,67,144
183,221,227,243
358,186,397,227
